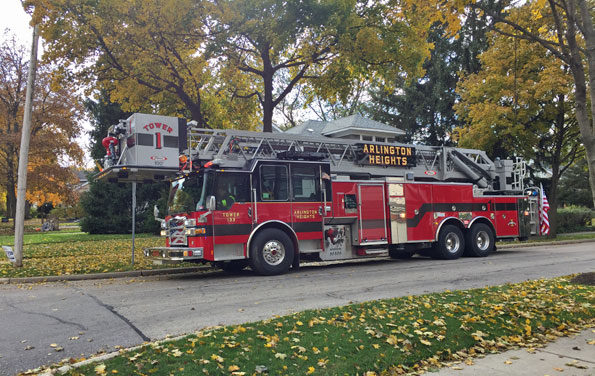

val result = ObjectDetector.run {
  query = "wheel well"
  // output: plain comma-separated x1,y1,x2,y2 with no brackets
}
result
468,217,496,236
247,221,299,258
435,217,465,241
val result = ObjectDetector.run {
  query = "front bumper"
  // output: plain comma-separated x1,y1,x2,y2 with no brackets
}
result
144,247,204,262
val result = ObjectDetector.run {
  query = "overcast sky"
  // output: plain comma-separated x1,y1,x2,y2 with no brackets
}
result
1,0,32,45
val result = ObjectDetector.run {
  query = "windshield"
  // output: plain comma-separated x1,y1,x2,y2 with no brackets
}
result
167,172,210,215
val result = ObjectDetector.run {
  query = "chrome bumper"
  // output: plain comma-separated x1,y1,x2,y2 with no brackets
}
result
144,247,204,262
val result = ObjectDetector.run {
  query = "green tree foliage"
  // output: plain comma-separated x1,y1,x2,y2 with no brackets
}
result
468,0,595,209
558,159,593,209
455,6,583,236
366,4,500,144
31,0,437,133
31,0,260,130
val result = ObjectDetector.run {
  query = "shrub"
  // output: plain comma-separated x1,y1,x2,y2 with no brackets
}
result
556,206,593,233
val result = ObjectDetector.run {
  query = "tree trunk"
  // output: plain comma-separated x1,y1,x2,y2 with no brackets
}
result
5,181,16,219
569,0,595,208
549,164,560,238
261,45,274,133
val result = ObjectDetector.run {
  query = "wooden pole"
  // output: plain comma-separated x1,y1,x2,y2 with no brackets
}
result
13,24,40,267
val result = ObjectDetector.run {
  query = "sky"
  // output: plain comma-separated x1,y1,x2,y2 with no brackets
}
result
1,0,93,168
1,0,34,45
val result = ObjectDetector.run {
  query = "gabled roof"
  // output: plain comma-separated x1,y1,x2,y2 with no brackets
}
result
321,114,405,136
284,120,327,136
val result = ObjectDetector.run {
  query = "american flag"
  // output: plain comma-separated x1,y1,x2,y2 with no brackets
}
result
540,183,550,235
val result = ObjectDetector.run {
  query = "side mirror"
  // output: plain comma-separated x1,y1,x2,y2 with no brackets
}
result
206,195,216,211
153,205,160,220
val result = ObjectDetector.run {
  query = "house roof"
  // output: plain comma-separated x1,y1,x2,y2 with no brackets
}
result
284,120,326,136
284,114,404,138
321,114,405,136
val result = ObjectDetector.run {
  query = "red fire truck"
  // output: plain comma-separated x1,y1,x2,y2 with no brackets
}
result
98,113,541,275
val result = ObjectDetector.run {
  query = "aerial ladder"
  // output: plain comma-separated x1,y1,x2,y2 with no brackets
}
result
98,113,524,193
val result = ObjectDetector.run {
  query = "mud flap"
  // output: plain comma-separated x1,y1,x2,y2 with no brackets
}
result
292,250,300,271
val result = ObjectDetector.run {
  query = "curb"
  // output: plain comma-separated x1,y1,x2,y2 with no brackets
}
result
496,238,595,249
39,333,191,376
2,238,594,285
0,266,205,285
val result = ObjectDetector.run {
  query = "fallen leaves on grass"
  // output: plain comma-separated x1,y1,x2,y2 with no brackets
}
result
0,237,197,278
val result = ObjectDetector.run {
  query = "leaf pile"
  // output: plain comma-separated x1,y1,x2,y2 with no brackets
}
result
64,276,593,375
0,236,194,278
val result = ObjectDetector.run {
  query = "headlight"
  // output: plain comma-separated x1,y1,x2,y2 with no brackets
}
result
184,218,196,227
185,227,206,236
160,230,167,236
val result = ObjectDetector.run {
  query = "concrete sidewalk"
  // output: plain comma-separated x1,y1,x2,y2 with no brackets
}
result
433,328,595,375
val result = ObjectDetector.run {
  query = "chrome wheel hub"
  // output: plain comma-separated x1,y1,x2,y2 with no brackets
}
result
475,230,490,251
445,233,460,253
262,240,285,266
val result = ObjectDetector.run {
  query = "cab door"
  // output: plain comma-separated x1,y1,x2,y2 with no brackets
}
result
210,172,253,260
290,164,324,241
254,163,292,226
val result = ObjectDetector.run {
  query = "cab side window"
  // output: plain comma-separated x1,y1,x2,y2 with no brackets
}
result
260,165,288,201
291,165,320,202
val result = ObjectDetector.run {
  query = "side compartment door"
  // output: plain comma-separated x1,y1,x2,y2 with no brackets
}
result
405,183,434,241
358,184,387,244
494,199,520,238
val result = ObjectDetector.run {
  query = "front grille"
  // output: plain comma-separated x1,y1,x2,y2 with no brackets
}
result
168,217,187,246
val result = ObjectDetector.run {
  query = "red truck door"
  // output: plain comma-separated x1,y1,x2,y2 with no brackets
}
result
358,184,387,243
290,164,324,240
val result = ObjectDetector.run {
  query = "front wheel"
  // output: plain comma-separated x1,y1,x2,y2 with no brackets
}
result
464,223,494,257
433,224,465,260
250,229,294,275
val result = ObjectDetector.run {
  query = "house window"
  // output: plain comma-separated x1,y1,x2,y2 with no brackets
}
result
362,135,373,141
375,137,385,142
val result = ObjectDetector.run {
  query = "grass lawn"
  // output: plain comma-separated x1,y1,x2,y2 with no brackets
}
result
0,231,196,278
59,275,593,376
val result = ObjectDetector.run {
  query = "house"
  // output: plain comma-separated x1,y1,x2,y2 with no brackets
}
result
284,114,405,142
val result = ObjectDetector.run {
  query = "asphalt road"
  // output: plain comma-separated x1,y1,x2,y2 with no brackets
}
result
1,242,594,375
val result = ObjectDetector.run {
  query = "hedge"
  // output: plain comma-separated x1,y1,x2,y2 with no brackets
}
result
557,206,593,233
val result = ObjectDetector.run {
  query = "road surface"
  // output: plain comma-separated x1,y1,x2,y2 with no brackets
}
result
1,242,593,375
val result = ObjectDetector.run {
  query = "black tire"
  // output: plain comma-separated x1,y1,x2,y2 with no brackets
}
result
219,260,249,273
433,224,465,260
388,245,414,259
249,229,294,275
464,223,495,257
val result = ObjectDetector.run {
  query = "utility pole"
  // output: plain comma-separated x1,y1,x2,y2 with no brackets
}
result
13,24,40,267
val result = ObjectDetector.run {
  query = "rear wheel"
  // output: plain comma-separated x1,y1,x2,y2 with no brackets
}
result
433,224,465,260
464,223,494,257
250,229,294,275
